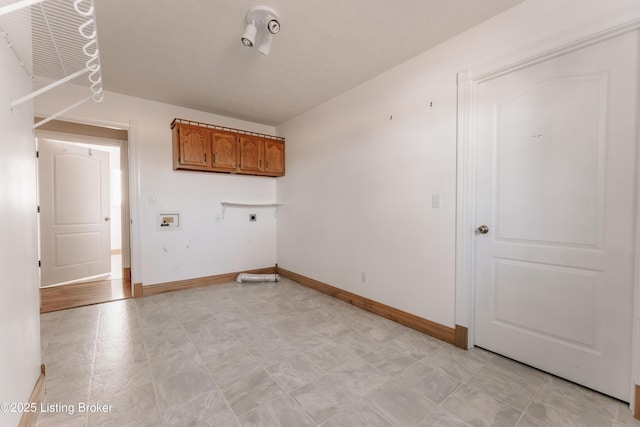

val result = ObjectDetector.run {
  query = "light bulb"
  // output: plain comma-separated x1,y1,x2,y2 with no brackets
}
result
241,22,257,47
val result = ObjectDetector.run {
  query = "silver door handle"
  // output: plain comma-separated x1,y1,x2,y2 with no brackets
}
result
476,225,489,234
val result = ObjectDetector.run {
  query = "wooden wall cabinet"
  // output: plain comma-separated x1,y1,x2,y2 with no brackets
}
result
265,140,285,175
239,136,286,176
172,119,284,177
238,135,264,174
211,130,238,172
173,124,210,170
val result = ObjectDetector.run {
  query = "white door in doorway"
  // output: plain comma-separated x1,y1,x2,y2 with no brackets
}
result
38,139,111,286
473,31,638,400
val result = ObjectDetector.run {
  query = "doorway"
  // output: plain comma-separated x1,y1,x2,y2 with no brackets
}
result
456,28,639,401
35,120,131,312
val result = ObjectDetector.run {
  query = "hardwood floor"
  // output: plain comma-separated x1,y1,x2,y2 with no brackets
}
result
40,278,132,313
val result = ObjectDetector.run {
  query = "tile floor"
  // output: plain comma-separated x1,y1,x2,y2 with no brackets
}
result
37,278,640,427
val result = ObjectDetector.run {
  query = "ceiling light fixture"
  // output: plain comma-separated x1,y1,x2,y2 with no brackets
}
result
257,32,272,55
241,21,257,47
241,5,280,56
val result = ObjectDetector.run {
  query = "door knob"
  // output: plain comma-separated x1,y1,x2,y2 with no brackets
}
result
104,217,111,222
476,225,489,234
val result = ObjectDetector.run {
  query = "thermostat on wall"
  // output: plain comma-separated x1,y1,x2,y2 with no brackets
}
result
157,212,182,231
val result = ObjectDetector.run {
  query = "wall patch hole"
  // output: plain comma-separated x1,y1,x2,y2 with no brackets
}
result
249,213,257,222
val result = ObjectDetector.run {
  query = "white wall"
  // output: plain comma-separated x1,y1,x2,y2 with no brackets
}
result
0,23,41,427
276,0,640,328
36,89,278,286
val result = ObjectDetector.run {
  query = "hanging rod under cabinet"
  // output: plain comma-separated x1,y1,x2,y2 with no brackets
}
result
172,118,285,141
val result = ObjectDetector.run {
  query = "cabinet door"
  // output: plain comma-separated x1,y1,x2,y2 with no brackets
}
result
178,125,209,167
211,131,237,172
264,140,285,176
239,135,264,173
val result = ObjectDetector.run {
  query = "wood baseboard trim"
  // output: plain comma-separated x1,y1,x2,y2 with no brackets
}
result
635,384,640,420
18,364,46,427
141,266,278,297
123,267,131,281
278,268,457,346
133,282,143,298
454,325,468,350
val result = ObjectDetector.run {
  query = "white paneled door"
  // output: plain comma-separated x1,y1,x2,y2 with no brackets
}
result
474,31,638,400
38,139,111,286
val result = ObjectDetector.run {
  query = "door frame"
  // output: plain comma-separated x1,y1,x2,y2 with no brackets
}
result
35,119,134,288
455,17,640,406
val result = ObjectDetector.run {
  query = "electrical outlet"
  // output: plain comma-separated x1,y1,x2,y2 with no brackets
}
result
249,213,257,222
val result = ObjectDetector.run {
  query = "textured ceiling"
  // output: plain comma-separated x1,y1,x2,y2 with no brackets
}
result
92,0,521,125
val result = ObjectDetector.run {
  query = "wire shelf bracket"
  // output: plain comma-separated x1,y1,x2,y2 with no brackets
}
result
1,0,105,128
0,0,45,17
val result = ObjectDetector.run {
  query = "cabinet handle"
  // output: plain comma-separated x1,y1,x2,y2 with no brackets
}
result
266,160,269,169
212,153,216,164
259,160,262,169
204,153,207,162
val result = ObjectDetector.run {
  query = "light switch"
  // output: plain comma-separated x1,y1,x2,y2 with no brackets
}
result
432,194,441,208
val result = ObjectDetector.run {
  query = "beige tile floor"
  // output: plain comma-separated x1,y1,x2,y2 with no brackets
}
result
37,278,640,427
